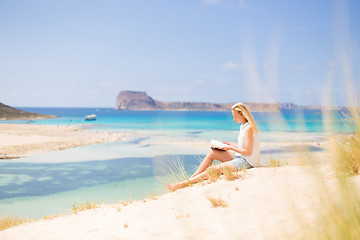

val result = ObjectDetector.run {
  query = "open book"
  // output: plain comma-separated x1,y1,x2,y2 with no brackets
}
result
210,139,227,151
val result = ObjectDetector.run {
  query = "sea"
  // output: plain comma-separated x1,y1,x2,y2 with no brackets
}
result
0,107,354,218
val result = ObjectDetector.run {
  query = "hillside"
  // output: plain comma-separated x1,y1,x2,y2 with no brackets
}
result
0,102,55,120
115,91,281,112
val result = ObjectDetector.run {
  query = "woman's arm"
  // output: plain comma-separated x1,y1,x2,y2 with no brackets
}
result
220,127,254,156
222,141,237,147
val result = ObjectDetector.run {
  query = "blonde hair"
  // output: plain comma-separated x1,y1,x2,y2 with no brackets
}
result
231,102,258,133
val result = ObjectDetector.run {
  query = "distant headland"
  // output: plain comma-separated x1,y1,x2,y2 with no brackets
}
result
0,102,56,120
115,90,324,112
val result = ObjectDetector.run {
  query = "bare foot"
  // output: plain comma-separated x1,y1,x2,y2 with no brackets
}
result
190,173,197,179
166,183,181,191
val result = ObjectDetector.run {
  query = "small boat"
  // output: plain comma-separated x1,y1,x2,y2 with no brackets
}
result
84,114,96,121
24,118,35,123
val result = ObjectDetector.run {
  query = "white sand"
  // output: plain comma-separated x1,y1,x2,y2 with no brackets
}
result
1,165,355,240
0,124,130,158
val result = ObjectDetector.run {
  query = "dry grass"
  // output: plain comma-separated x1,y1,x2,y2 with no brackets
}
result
163,156,248,189
205,162,248,183
72,201,98,214
334,131,360,176
0,216,32,231
268,156,281,168
302,106,360,240
206,161,248,183
222,166,237,181
206,166,219,182
2,202,97,231
147,193,157,200
119,199,133,206
222,166,246,181
303,171,360,239
159,158,193,188
43,213,60,220
141,193,158,202
206,195,228,208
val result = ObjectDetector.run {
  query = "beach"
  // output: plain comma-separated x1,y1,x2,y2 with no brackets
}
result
0,124,130,158
0,116,356,239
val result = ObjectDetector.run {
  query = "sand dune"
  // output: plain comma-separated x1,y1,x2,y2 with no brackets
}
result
1,165,353,240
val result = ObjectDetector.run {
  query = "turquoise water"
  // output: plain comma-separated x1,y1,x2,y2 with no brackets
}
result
0,154,199,218
0,108,354,218
3,107,354,132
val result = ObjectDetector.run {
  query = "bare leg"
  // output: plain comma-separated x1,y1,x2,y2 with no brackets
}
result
166,171,208,191
191,148,234,178
167,162,237,191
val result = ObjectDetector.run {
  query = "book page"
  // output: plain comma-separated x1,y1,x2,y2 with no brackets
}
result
210,139,226,150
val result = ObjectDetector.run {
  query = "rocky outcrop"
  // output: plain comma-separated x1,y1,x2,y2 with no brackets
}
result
115,91,281,112
115,91,229,111
0,102,55,120
115,91,159,110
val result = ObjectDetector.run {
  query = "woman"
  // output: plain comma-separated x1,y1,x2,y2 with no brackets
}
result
166,103,260,191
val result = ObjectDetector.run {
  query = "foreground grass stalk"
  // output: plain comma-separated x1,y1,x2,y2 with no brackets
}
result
304,106,360,239
159,158,192,188
0,216,32,231
335,131,360,176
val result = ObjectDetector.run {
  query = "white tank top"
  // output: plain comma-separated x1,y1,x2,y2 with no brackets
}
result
237,122,260,167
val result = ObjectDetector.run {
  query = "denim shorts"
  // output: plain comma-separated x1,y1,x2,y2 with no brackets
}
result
230,155,253,171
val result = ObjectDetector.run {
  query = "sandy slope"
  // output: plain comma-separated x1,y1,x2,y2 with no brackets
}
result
1,165,350,240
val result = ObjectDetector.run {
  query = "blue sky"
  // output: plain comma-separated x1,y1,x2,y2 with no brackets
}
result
1,0,359,107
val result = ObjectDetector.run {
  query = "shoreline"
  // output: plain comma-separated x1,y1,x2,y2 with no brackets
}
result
0,122,336,161
0,124,130,158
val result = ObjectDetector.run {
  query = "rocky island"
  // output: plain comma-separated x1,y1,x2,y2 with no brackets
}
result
115,91,281,112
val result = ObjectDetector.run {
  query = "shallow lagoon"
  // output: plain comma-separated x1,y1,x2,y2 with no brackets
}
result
0,108,350,218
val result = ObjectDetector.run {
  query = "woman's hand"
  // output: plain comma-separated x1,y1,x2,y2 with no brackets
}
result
219,142,233,151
